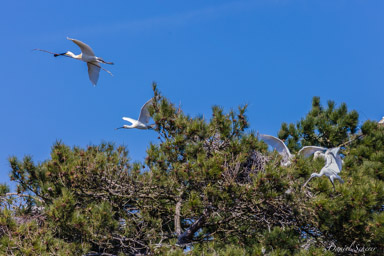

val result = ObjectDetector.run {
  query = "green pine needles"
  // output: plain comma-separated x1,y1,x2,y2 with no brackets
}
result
1,84,383,255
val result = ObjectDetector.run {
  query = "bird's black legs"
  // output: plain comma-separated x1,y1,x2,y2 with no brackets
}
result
97,57,114,65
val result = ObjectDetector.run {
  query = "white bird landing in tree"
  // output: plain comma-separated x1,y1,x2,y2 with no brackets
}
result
313,149,343,171
35,37,113,86
303,147,344,191
258,134,327,166
116,99,155,130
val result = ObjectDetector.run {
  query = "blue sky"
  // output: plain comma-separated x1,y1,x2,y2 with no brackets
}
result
1,0,383,188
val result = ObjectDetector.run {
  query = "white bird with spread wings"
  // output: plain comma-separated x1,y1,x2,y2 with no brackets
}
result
40,37,114,86
116,99,155,130
258,134,327,166
303,147,344,191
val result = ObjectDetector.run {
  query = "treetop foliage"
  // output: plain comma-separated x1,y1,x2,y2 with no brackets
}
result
1,84,383,255
278,96,359,152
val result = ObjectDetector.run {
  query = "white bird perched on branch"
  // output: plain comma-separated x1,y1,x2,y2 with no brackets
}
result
258,134,327,166
116,99,154,130
35,37,113,86
302,147,344,191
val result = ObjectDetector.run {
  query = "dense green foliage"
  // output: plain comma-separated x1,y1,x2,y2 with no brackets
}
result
1,85,383,255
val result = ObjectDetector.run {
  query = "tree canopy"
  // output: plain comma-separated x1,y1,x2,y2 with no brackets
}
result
1,85,383,255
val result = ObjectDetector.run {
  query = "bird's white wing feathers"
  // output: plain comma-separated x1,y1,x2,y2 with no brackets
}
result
87,62,100,86
298,146,327,158
122,117,137,124
329,147,343,171
335,156,343,171
322,147,342,174
324,153,333,168
329,147,341,156
67,37,96,56
138,98,153,124
258,134,291,159
325,153,342,174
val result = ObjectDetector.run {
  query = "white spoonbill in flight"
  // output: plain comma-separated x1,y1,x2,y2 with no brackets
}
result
258,134,327,166
37,37,114,86
302,147,344,191
116,99,155,130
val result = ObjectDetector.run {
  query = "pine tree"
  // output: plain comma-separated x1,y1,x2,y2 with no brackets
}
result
1,86,383,255
278,96,359,151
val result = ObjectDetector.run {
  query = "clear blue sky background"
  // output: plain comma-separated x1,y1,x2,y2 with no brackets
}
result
1,0,383,188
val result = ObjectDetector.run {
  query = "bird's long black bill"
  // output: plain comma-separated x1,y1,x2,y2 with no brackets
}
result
115,127,124,130
54,53,67,57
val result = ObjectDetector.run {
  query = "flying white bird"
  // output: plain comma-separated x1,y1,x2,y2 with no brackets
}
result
303,147,344,191
258,134,327,166
116,99,154,130
37,37,113,86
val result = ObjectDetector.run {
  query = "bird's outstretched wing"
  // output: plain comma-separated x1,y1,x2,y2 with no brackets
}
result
329,147,343,171
138,98,153,124
258,134,291,159
323,152,334,168
87,62,100,86
67,37,95,56
123,117,136,124
298,146,327,158
329,147,340,156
